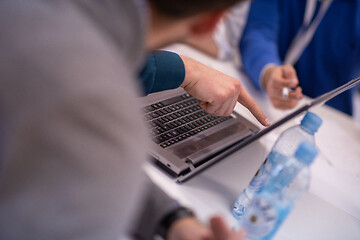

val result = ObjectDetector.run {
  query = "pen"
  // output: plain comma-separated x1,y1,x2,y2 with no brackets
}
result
282,85,299,99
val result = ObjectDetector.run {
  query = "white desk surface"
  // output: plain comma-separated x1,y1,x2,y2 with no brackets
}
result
145,44,360,240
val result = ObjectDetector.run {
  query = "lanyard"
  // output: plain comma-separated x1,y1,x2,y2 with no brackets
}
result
284,0,333,65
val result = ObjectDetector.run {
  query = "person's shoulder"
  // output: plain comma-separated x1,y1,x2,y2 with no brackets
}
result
1,1,126,87
0,1,114,59
0,0,140,116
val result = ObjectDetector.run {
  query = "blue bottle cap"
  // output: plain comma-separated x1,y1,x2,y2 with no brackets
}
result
301,111,323,134
295,141,318,165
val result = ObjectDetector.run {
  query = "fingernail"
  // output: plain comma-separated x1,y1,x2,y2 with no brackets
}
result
265,118,270,126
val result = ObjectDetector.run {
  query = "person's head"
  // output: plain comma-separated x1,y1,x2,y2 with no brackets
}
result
146,0,244,50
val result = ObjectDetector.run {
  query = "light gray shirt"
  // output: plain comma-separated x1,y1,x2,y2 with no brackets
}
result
0,0,175,239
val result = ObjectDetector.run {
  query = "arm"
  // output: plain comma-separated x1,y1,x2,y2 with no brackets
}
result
132,181,245,240
240,0,303,109
140,51,270,126
180,55,269,125
140,51,185,95
240,0,282,89
167,216,245,240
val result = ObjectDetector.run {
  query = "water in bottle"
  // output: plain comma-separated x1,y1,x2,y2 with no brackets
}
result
233,152,287,219
238,141,318,240
232,111,322,218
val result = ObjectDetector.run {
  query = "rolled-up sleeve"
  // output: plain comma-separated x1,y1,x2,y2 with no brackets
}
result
140,51,185,95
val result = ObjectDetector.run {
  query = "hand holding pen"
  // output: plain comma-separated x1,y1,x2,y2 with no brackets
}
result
261,64,303,110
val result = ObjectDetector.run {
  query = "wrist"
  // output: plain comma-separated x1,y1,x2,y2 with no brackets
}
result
179,55,200,90
260,64,277,90
156,206,195,239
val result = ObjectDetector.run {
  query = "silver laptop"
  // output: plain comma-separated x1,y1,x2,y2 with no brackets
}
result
141,88,260,178
141,76,360,182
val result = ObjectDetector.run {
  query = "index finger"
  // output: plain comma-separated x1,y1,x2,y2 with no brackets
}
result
237,87,270,126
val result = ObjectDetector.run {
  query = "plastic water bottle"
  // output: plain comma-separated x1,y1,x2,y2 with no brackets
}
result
269,111,323,157
233,152,287,219
232,111,322,218
238,142,318,240
282,167,311,203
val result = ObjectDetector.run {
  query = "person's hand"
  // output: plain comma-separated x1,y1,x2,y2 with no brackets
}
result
262,65,303,110
180,55,270,127
167,216,245,240
209,217,246,240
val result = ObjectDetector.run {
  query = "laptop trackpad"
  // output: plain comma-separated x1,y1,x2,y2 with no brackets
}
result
172,122,251,164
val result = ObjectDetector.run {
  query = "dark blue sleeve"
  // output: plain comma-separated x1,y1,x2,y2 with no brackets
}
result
240,0,282,89
139,50,185,95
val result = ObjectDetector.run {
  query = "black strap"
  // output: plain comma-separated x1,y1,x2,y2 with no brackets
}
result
156,206,195,239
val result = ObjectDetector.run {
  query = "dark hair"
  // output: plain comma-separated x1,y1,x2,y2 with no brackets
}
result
148,0,244,19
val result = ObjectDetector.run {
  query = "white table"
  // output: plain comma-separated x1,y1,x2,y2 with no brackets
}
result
146,44,360,240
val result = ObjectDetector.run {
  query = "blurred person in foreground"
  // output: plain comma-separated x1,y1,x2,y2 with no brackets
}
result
0,0,270,239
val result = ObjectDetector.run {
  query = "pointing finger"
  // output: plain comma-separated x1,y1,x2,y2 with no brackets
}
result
237,87,270,126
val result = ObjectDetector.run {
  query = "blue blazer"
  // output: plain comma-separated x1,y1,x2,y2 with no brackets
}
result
240,0,360,115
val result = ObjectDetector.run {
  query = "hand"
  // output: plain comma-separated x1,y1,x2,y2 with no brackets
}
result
209,217,246,240
167,216,245,240
180,55,270,127
262,65,303,110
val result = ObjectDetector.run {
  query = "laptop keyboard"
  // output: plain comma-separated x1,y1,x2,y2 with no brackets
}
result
144,93,233,148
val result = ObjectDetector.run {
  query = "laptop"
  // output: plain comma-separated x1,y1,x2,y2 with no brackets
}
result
141,76,360,182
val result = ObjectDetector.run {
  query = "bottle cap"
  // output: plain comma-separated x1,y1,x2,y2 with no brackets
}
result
295,141,318,165
301,111,323,134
